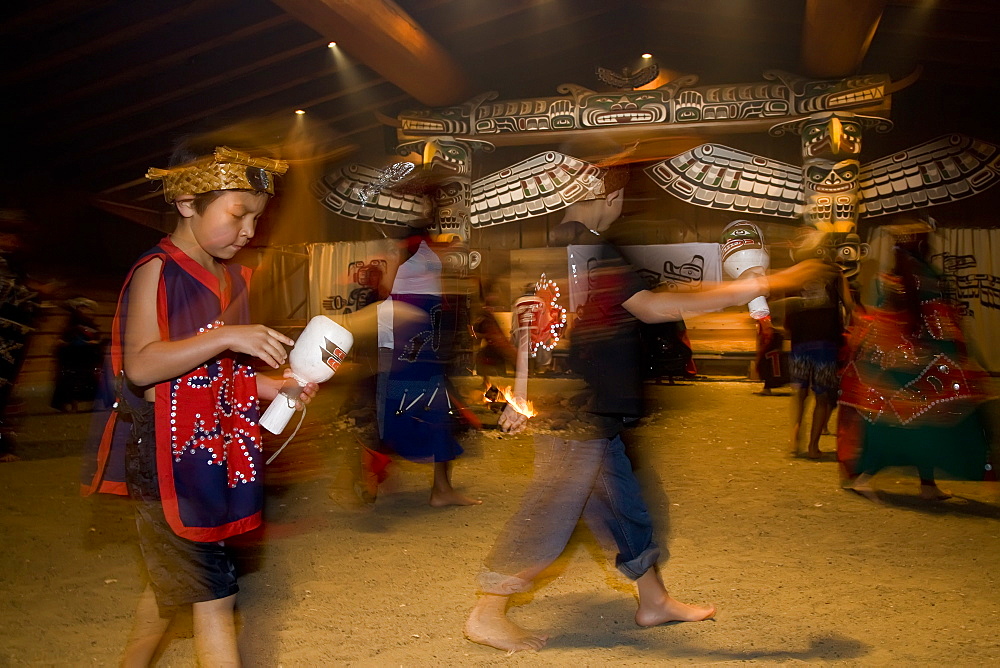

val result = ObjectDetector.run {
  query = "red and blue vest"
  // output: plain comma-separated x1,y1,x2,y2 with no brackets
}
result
82,237,263,542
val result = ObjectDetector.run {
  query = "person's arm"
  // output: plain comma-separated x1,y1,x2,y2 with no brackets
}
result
498,301,533,434
622,259,833,324
123,259,294,388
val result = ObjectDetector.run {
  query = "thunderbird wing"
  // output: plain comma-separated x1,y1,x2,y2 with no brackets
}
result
860,134,1000,217
313,163,429,227
645,144,804,219
470,151,603,228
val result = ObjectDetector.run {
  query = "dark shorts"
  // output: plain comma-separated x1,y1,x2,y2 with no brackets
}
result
134,502,239,609
125,400,238,608
789,341,839,396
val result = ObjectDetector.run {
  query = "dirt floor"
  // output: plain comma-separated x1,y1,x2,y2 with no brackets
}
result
2,377,999,666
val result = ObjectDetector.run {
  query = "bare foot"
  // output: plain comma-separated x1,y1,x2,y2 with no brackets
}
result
919,484,953,500
0,453,20,463
849,474,882,504
430,488,482,507
464,601,548,652
807,448,822,460
635,594,716,627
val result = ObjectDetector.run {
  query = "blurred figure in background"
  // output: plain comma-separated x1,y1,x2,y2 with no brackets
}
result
0,209,43,462
50,297,104,413
754,315,788,395
472,284,516,395
786,232,855,459
839,218,993,501
375,229,481,507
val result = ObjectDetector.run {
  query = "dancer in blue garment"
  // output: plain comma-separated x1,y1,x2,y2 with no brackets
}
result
377,230,481,506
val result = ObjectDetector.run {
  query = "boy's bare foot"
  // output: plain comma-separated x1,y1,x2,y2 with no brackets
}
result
0,453,20,463
635,594,716,627
807,448,822,460
465,602,548,652
430,489,482,507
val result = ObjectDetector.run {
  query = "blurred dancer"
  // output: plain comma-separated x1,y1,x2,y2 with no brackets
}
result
839,219,992,501
464,168,832,652
786,235,855,458
376,229,481,506
472,285,515,393
50,297,103,412
754,315,787,395
0,212,42,462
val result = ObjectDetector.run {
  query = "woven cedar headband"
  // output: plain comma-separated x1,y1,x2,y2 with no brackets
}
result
146,146,289,202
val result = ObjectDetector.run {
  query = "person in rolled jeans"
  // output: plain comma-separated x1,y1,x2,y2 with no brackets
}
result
464,167,833,653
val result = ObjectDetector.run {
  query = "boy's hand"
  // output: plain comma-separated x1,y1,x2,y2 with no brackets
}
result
766,259,837,294
292,370,319,409
225,325,294,368
498,404,529,434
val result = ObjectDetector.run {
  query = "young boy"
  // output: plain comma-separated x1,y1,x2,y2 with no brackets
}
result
82,145,316,666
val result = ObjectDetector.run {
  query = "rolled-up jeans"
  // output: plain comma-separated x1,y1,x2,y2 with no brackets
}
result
478,433,659,594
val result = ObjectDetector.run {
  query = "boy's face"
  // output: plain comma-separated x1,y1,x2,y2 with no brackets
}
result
176,190,268,260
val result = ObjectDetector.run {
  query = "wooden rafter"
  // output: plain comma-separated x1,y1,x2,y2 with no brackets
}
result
801,0,888,77
27,15,296,115
3,0,232,85
270,0,472,107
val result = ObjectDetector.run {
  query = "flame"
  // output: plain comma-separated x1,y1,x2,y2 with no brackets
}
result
497,386,536,418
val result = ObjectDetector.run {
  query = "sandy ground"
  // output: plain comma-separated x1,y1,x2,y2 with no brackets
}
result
2,377,1000,666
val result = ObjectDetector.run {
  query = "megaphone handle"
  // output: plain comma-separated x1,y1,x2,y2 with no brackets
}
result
278,379,304,402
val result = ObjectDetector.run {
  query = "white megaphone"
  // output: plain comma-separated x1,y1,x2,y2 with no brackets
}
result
259,315,354,434
720,220,771,320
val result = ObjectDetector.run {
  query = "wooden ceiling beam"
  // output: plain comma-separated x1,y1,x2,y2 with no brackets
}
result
270,0,472,107
28,15,295,115
49,38,328,145
801,0,888,78
3,0,232,85
90,75,392,184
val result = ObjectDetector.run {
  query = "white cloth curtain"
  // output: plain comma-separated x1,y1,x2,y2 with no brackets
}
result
567,242,722,312
931,228,1000,372
307,240,397,317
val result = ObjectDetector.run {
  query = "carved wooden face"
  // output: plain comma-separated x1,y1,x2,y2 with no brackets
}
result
828,232,868,277
794,230,868,277
796,73,888,113
802,113,863,160
422,139,471,176
580,91,669,126
804,159,860,230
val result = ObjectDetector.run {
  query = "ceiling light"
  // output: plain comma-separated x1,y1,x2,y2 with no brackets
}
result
295,109,306,115
641,53,653,59
328,42,337,48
